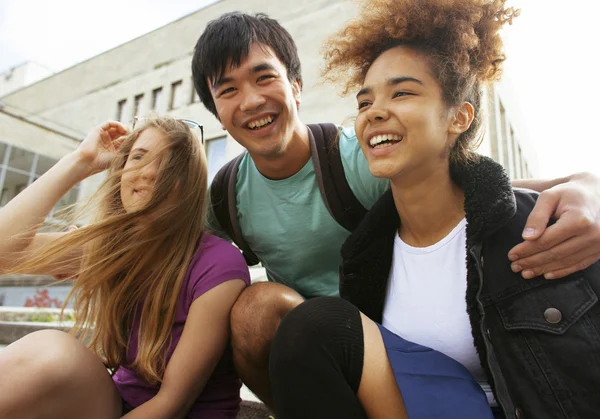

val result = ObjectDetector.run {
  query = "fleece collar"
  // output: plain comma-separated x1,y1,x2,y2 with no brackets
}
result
341,155,517,261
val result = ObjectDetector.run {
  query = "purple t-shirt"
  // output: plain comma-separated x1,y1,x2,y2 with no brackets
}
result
112,233,251,418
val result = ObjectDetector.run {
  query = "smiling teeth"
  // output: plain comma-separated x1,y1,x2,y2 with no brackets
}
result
248,115,274,129
369,134,402,147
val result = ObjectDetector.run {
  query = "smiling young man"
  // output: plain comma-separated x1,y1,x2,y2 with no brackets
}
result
191,12,600,407
207,43,307,178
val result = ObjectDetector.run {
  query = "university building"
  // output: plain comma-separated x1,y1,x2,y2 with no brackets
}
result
0,4,542,414
0,0,536,227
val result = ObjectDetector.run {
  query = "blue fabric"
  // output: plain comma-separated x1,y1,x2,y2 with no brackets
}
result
378,324,493,419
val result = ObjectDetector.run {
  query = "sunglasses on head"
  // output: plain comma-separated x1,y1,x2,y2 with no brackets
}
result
132,116,204,144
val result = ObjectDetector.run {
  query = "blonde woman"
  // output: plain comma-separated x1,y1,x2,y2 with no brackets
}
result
0,117,250,419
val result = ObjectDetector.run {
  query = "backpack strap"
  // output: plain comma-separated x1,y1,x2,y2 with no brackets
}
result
308,123,368,232
210,153,260,266
210,124,367,266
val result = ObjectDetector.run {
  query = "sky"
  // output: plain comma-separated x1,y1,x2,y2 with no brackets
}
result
500,1,600,178
0,0,598,178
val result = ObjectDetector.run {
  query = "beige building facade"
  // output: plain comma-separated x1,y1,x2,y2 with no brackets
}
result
480,83,537,179
0,0,536,217
0,62,54,97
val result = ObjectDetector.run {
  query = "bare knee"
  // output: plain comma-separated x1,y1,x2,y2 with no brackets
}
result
231,282,303,362
2,330,89,387
0,330,91,416
0,330,120,419
232,282,304,321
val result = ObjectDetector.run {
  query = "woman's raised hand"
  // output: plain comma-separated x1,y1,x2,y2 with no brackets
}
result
77,121,129,175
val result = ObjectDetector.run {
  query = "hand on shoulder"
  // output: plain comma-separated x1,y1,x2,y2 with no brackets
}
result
509,172,600,279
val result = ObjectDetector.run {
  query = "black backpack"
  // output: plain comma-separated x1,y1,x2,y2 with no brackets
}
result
210,123,368,266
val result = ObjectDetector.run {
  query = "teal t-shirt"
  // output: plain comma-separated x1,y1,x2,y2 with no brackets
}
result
208,127,388,298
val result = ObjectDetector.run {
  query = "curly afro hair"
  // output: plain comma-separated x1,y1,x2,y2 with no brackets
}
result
323,0,519,163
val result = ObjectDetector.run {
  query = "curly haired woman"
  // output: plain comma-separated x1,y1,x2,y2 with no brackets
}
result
267,1,600,418
0,117,250,418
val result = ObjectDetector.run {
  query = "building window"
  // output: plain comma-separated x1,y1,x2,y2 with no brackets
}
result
190,79,200,104
0,171,29,206
487,89,499,164
133,94,145,118
8,146,33,172
510,127,520,179
116,99,127,122
170,80,184,110
35,155,55,176
205,137,228,184
152,87,163,111
499,101,510,175
0,141,79,223
518,146,526,178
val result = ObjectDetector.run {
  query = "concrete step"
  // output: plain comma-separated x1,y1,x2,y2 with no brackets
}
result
0,321,72,345
0,268,267,288
0,307,74,322
0,307,74,344
238,401,272,418
0,268,267,309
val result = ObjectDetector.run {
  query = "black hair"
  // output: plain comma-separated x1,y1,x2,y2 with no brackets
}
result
192,12,303,118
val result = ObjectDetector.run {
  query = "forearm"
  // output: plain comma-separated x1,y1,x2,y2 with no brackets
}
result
139,281,248,419
0,151,90,261
511,174,572,193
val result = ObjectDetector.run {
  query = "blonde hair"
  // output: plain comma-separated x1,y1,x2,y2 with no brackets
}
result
13,116,208,384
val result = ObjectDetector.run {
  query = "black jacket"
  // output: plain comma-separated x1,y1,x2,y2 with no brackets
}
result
339,156,600,419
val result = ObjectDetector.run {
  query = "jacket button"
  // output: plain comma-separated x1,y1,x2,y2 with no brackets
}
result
515,407,525,418
486,328,492,342
480,256,484,268
544,308,562,324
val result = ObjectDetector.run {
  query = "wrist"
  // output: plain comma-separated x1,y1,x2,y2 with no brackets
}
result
569,172,597,185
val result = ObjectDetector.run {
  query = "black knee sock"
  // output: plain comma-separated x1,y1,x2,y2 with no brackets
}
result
269,297,367,419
